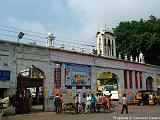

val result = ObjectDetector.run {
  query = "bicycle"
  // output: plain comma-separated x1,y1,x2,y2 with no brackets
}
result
63,102,85,114
63,103,75,114
96,103,115,113
104,103,115,113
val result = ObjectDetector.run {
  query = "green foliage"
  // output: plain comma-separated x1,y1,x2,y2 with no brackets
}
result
113,15,160,65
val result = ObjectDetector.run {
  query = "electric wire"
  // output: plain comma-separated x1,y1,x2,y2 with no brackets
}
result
0,33,94,52
0,27,95,50
0,24,95,47
0,33,103,53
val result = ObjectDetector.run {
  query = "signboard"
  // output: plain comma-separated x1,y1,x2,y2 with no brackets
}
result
65,64,91,86
0,70,10,81
97,72,113,80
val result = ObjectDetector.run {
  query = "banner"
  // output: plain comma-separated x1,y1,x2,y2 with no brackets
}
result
97,72,113,80
65,64,91,86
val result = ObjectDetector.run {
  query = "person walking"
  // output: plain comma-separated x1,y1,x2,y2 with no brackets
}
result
121,93,128,114
54,94,61,114
91,94,96,113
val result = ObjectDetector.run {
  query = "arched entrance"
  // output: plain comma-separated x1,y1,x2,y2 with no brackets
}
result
16,65,45,113
97,72,119,100
146,76,153,90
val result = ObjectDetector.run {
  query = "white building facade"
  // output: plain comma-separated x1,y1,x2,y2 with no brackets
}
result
0,29,160,112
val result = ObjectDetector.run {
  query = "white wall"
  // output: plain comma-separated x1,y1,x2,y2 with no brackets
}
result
0,39,160,108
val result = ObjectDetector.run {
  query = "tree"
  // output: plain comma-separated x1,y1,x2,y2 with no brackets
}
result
113,15,160,65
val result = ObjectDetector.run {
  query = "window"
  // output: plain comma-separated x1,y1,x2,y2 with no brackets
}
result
54,63,61,89
104,38,107,45
146,76,153,90
108,39,111,46
112,40,114,56
135,71,138,89
99,38,101,45
124,70,128,89
129,71,133,89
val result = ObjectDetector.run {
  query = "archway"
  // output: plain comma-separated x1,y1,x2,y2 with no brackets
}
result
97,72,119,100
16,65,45,113
146,76,153,90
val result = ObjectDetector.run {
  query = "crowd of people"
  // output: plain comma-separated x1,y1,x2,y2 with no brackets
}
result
54,92,112,114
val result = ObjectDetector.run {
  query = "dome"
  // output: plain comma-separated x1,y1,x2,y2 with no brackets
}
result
100,27,107,33
47,32,53,37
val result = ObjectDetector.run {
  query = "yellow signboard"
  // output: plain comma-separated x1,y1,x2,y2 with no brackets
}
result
156,79,160,84
97,72,113,79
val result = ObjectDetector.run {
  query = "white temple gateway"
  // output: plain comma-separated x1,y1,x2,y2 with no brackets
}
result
0,28,160,113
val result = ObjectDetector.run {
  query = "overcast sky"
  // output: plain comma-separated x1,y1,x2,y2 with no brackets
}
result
0,0,160,51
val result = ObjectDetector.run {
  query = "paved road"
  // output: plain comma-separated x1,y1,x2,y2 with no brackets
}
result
2,104,160,120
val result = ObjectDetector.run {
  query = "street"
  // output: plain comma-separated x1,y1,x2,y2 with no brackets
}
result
2,103,160,120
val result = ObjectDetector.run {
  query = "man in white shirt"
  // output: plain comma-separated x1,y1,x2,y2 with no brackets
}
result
121,93,128,114
85,94,91,113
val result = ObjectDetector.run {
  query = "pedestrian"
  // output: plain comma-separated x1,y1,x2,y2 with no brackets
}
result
74,94,79,113
156,88,160,105
91,94,96,113
60,94,63,113
121,93,128,114
85,94,91,114
78,93,82,112
96,93,100,112
54,94,60,114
